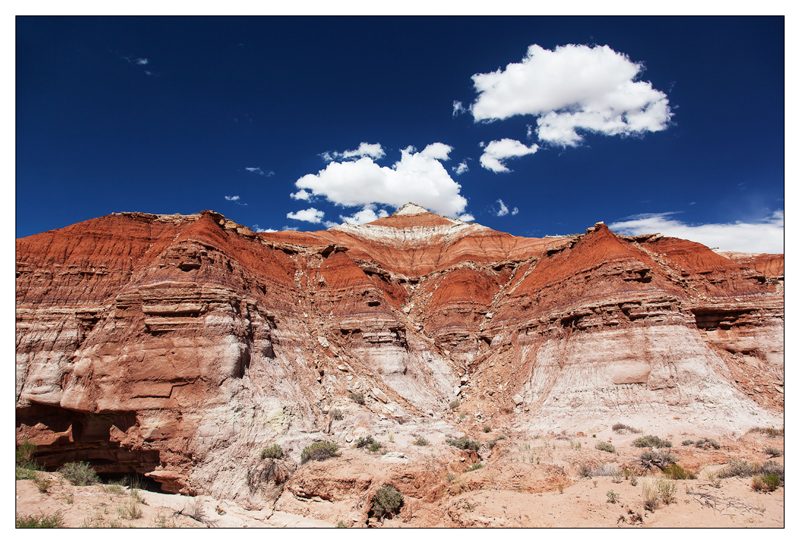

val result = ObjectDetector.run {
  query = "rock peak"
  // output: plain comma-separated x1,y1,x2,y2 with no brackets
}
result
394,202,431,216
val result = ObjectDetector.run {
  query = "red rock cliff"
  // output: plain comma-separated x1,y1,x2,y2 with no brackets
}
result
16,204,783,499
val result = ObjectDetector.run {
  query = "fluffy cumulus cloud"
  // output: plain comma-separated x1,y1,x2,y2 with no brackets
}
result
321,142,385,162
609,211,784,254
294,143,468,217
458,213,475,222
479,139,539,173
225,195,240,201
453,161,469,175
470,44,672,147
287,207,325,224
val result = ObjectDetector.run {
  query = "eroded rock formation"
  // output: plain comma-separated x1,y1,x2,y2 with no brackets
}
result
16,203,783,502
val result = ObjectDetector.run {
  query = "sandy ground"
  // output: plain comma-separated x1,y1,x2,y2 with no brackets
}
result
15,428,785,528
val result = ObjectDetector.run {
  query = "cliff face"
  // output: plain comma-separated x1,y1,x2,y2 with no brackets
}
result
16,204,783,499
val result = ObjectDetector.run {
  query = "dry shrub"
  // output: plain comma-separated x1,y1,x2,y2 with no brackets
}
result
612,423,641,434
60,461,100,486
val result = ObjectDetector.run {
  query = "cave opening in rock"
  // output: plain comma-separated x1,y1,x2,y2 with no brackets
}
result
17,403,167,492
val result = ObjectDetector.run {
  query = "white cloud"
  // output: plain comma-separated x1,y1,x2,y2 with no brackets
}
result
245,167,275,177
287,207,325,223
294,143,468,217
324,221,339,229
225,195,240,201
322,142,385,162
419,142,452,160
135,58,149,65
609,211,784,254
290,189,312,201
453,161,469,175
252,224,277,233
495,199,510,217
470,44,672,147
458,213,475,222
452,100,466,117
512,206,519,216
339,205,390,225
479,139,538,173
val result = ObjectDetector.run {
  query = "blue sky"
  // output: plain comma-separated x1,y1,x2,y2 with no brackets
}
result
15,16,785,252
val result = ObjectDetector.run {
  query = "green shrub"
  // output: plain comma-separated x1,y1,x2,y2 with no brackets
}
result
16,512,64,528
301,441,340,463
355,435,382,451
330,408,344,420
60,461,100,486
350,392,366,405
260,444,283,460
752,473,782,492
695,437,720,450
446,437,480,451
595,441,616,454
16,440,37,466
370,485,404,520
449,400,461,410
632,435,672,448
413,436,430,446
682,439,695,446
16,440,41,479
483,426,492,433
466,462,483,472
607,490,619,504
662,464,696,480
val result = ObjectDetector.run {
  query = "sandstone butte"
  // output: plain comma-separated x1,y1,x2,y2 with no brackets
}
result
16,203,783,521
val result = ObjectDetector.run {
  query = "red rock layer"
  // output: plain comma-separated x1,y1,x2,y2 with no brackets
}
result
16,207,783,498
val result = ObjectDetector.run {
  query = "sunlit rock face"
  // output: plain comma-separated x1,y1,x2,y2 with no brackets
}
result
16,204,783,498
